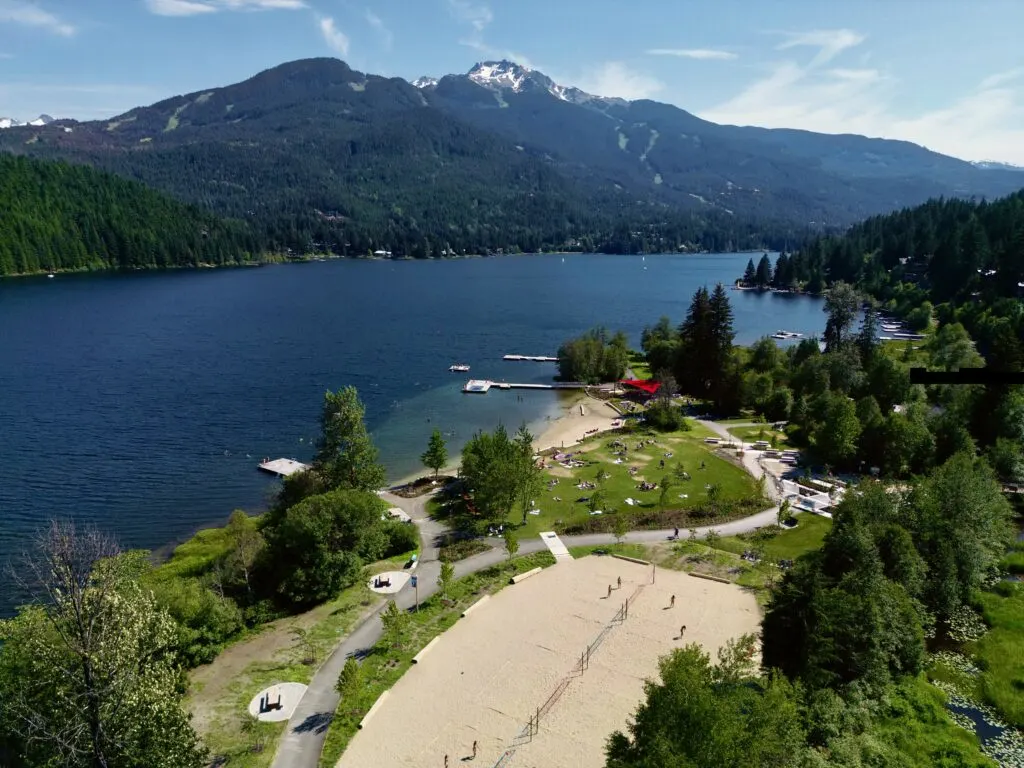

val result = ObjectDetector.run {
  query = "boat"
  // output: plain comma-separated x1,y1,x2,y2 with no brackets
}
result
463,380,491,394
771,330,804,340
47,273,54,279
449,364,470,372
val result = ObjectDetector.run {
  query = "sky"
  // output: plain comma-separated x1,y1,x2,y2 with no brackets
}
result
2,0,1024,164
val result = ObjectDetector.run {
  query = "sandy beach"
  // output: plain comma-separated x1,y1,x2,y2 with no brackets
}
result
390,392,622,487
533,392,622,453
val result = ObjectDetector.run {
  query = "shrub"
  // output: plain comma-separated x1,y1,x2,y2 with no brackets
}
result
382,520,419,557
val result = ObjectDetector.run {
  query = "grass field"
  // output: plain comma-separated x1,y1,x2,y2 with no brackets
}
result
714,513,832,561
726,424,791,448
516,426,759,538
318,552,557,767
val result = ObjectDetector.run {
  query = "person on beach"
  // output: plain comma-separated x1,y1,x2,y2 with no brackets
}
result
607,584,612,598
670,594,676,608
674,527,679,538
617,576,622,589
679,625,687,638
445,756,449,768
473,741,478,758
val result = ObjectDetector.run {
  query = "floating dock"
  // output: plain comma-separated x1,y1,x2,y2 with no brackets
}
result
258,458,311,477
503,354,559,362
462,380,586,394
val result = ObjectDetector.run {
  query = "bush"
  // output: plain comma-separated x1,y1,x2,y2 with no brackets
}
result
382,520,419,557
645,400,688,432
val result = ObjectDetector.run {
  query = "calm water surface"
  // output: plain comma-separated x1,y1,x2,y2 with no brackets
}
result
0,253,824,614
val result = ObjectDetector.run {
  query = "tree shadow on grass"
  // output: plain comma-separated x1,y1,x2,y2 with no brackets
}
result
292,711,333,735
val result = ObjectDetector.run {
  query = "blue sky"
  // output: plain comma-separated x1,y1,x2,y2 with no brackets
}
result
2,0,1024,163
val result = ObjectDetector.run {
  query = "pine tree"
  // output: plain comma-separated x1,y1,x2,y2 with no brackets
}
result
755,254,773,287
743,258,756,284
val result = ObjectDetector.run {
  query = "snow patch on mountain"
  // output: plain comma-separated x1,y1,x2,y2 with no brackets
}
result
0,114,55,129
972,160,1024,172
464,60,621,108
412,76,437,89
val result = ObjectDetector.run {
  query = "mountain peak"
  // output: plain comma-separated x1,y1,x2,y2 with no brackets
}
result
412,76,438,89
464,60,615,107
467,60,534,91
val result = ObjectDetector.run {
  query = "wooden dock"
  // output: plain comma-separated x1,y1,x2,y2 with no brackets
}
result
258,458,311,477
503,354,559,362
463,380,585,394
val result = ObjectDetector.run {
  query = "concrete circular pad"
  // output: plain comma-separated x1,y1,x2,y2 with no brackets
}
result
248,682,308,722
368,571,411,595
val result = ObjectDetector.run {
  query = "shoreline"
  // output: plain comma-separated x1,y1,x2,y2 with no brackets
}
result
388,390,622,489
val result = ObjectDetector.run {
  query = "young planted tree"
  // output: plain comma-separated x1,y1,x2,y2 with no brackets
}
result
421,428,448,478
777,498,793,527
335,657,362,704
706,483,721,516
658,476,674,514
503,528,519,567
291,626,317,665
612,511,632,544
437,559,455,602
241,718,275,754
0,522,207,768
380,600,410,650
314,386,387,492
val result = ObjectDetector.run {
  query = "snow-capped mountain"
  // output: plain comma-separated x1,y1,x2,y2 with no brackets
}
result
415,60,624,108
0,114,55,129
972,160,1024,172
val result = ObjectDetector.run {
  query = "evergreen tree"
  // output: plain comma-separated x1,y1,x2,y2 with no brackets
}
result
755,253,774,287
743,258,757,283
313,387,387,492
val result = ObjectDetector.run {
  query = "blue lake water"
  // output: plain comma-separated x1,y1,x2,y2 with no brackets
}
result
0,253,825,615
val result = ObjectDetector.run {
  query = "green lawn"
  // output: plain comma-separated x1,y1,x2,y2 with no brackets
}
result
726,425,791,448
714,513,832,562
318,552,557,767
515,427,759,538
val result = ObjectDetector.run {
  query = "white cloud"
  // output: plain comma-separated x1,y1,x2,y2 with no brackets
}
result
700,31,1024,164
647,48,737,61
146,0,305,15
577,62,663,100
318,16,349,56
0,0,74,36
146,0,216,16
827,68,882,83
776,28,865,67
980,67,1024,90
447,0,492,33
365,9,393,51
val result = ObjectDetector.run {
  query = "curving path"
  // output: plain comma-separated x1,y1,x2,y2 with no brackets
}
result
271,434,782,768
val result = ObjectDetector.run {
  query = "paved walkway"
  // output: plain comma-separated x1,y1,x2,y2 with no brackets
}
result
270,425,782,768
696,419,783,502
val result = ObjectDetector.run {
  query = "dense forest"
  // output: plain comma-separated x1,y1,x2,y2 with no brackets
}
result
0,155,260,275
778,191,1024,368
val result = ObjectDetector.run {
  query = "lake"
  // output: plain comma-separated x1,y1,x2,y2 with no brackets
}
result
0,253,824,615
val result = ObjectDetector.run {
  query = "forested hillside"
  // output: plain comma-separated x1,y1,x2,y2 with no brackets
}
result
772,191,1024,368
4,57,1022,258
0,155,260,275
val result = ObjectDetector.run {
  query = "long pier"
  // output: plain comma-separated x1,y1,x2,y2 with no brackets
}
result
463,379,586,394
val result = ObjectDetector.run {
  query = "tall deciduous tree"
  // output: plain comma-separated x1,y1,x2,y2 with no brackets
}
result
224,509,264,598
823,281,860,352
421,429,448,478
0,522,207,768
314,387,386,492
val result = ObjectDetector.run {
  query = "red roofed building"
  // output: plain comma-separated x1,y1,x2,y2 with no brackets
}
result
620,379,661,395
